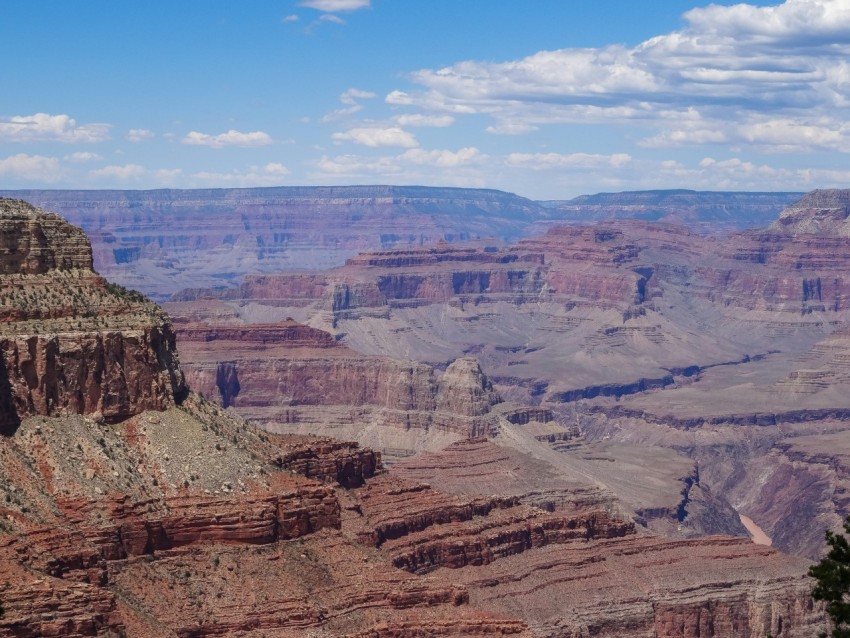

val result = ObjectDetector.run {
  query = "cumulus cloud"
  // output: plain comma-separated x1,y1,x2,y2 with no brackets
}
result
385,91,414,106
65,151,102,163
190,162,291,187
505,152,633,170
332,126,418,148
89,164,147,181
313,146,484,178
282,14,299,22
639,112,850,152
319,14,345,24
127,128,154,142
391,0,850,153
0,113,110,143
486,122,539,135
182,129,273,148
153,168,184,183
0,154,62,182
684,0,850,42
340,88,376,105
299,0,370,12
395,113,455,128
400,147,483,167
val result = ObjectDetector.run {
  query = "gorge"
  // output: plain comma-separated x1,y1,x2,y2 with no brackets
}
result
0,194,833,637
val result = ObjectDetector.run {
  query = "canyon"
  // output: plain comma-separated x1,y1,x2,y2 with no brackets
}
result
164,189,850,565
0,195,832,636
0,187,801,300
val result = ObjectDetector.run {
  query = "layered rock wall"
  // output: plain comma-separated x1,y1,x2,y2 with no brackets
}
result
0,198,186,431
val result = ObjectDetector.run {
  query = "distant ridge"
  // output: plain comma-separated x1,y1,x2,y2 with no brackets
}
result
541,189,803,226
0,185,549,299
771,188,850,236
0,186,802,300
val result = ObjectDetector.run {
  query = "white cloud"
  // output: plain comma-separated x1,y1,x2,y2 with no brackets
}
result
322,89,377,122
505,152,633,170
385,91,414,105
0,154,62,182
127,128,154,142
308,145,490,192
182,129,273,148
190,162,290,187
486,122,538,135
89,164,147,181
154,168,183,183
0,113,110,143
340,88,376,105
313,146,484,176
299,0,370,12
395,113,455,127
684,0,850,41
282,14,299,22
390,0,850,153
65,151,102,163
640,112,850,152
332,126,418,148
400,147,483,167
264,162,290,176
319,14,345,24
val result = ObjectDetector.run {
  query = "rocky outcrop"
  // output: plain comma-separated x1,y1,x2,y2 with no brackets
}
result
271,436,383,487
0,198,186,431
0,327,185,428
0,198,92,274
771,189,850,236
436,357,502,417
171,315,508,448
354,474,633,573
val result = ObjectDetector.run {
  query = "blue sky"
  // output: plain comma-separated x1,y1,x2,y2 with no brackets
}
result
1,0,848,199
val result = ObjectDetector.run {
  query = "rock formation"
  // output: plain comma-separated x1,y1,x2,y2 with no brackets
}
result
771,189,850,236
0,198,186,432
165,189,850,560
167,309,511,461
0,186,551,299
543,189,802,228
0,187,799,301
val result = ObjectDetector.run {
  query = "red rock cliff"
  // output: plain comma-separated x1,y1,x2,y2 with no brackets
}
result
0,198,186,431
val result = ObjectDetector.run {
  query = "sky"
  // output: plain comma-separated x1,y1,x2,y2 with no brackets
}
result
1,0,849,199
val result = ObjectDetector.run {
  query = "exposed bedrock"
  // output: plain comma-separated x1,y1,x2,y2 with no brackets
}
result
0,198,186,432
580,408,850,560
0,198,92,274
172,318,506,447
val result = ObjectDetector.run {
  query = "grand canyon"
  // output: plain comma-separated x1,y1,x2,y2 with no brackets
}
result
4,186,850,636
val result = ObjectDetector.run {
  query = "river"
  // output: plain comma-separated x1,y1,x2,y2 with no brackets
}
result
739,513,772,546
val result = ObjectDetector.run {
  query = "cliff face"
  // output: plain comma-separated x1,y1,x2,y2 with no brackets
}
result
0,198,186,431
0,198,92,274
0,186,550,299
169,314,507,458
544,189,802,228
771,189,850,236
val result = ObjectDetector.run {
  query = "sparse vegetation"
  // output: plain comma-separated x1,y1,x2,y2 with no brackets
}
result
810,515,850,638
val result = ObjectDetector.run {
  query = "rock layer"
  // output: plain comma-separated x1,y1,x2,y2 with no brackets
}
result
0,198,186,431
